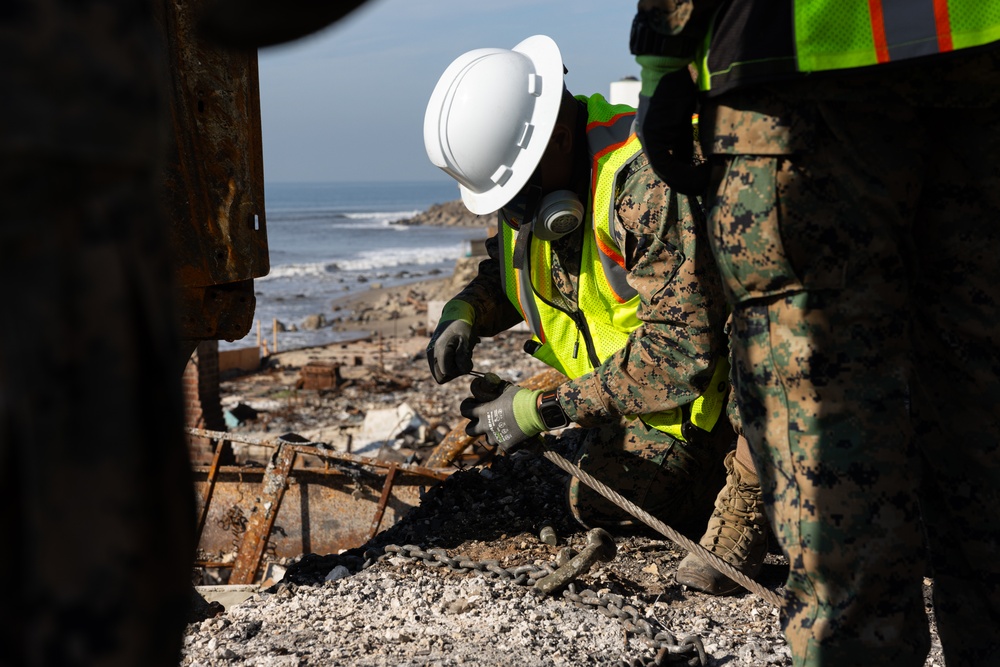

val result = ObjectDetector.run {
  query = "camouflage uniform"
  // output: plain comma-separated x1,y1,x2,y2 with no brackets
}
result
452,148,733,535
637,2,1000,662
0,2,196,665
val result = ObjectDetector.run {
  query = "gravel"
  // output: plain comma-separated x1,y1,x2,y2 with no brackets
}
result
184,450,793,667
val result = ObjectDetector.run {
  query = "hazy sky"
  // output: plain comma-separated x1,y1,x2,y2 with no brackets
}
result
257,0,638,184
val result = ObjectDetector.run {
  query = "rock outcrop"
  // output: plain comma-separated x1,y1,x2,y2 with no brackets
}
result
394,199,490,227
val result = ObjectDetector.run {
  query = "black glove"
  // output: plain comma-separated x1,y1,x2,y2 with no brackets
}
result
427,299,480,384
636,68,709,196
460,373,544,454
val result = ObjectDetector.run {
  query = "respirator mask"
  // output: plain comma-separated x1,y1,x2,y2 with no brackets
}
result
500,185,585,242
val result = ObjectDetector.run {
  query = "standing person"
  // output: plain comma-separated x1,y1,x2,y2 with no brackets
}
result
0,1,196,665
631,2,1000,665
422,35,741,542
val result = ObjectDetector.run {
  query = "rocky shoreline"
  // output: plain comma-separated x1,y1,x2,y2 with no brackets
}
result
392,199,492,228
268,199,492,343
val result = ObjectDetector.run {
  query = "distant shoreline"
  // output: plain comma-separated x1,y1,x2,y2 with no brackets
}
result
230,190,492,354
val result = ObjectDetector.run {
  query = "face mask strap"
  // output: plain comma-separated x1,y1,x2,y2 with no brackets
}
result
510,180,542,269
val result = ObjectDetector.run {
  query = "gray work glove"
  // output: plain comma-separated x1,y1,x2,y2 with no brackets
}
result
460,373,544,454
426,299,478,384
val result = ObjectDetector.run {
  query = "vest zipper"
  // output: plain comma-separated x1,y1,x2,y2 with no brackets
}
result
568,309,601,369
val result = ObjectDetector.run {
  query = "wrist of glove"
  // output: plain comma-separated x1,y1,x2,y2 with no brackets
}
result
636,54,690,100
427,300,478,384
630,11,701,59
459,373,546,454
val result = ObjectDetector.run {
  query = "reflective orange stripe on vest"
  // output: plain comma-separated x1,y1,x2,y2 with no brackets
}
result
795,0,1000,71
868,0,954,62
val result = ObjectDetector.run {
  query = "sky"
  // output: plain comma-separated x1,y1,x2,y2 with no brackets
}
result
256,1,639,184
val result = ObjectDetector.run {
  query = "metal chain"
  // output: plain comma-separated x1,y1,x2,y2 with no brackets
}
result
563,584,705,666
349,543,707,667
220,505,248,553
378,543,556,584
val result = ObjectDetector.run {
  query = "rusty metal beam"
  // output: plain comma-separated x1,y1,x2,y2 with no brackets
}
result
367,463,399,541
195,437,231,542
229,443,297,584
287,445,450,482
186,427,453,480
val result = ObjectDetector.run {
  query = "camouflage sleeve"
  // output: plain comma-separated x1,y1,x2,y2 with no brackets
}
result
556,154,729,425
448,228,524,337
635,0,722,38
632,0,723,85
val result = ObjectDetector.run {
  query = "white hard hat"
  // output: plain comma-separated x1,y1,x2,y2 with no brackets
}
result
423,35,564,215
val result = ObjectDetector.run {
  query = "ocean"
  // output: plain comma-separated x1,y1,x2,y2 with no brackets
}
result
222,181,488,351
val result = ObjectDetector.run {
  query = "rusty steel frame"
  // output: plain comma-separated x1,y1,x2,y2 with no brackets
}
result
188,428,452,584
367,463,399,541
229,441,297,583
195,436,232,540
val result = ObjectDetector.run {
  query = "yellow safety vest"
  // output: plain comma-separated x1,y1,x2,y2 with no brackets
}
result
697,0,1000,92
795,0,1000,71
498,93,727,441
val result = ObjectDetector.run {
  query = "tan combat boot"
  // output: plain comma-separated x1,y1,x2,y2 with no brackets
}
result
675,450,768,595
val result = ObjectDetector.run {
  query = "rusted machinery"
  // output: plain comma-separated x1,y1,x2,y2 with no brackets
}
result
190,368,567,585
156,0,269,365
189,428,452,585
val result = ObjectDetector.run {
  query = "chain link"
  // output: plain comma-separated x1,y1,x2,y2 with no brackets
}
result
336,543,706,666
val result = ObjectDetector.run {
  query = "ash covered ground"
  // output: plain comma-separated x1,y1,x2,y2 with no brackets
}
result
183,279,944,667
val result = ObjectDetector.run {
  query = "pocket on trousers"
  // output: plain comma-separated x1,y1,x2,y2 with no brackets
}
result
710,155,848,304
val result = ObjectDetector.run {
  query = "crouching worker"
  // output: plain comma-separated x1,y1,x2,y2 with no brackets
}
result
422,34,737,540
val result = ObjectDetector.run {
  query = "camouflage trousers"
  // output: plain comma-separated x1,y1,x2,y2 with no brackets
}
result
0,157,196,667
701,47,1000,667
566,411,734,538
